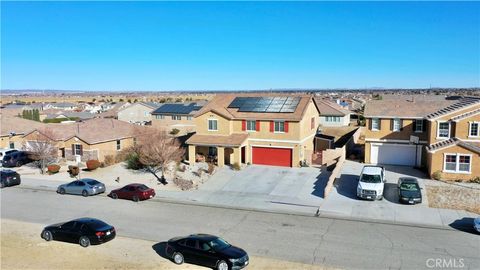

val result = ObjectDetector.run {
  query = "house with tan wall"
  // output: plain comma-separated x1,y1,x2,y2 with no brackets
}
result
314,98,351,127
364,95,480,180
186,94,320,168
117,102,159,125
151,102,206,135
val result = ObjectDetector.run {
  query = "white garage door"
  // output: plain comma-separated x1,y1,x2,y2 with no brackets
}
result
370,143,419,166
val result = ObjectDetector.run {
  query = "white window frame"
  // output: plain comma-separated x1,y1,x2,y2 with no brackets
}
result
392,118,401,132
187,116,192,121
155,115,164,120
171,115,181,120
73,144,82,155
208,119,218,131
437,121,450,139
414,119,423,133
443,153,472,174
116,140,121,151
246,120,256,132
468,121,479,137
274,121,285,133
371,118,380,131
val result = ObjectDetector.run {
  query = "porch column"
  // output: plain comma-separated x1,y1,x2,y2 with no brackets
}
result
188,145,196,165
217,146,225,167
233,147,242,166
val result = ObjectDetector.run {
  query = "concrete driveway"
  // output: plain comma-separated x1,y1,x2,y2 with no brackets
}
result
319,160,477,228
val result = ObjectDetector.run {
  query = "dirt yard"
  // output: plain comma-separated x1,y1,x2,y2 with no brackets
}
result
1,219,335,270
426,184,480,214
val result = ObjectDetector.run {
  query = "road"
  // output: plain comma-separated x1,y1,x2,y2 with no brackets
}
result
1,187,479,270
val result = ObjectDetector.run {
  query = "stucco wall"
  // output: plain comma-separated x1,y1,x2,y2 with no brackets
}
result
365,118,429,142
117,104,153,123
428,145,480,180
319,114,350,127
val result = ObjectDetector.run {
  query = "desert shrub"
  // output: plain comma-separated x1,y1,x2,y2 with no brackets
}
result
170,128,180,135
207,162,215,175
68,165,79,176
231,162,241,171
103,155,116,166
432,170,442,180
173,177,193,191
86,160,101,170
47,164,60,174
125,153,144,170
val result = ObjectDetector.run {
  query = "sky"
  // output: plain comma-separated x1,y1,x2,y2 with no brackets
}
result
1,1,479,91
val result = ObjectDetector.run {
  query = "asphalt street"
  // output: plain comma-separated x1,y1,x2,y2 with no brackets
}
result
1,187,479,270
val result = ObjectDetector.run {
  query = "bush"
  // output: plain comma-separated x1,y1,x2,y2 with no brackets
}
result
432,170,442,180
469,176,480,184
47,164,60,174
169,128,180,135
173,177,194,190
103,155,116,166
125,153,144,170
207,162,215,175
231,162,241,171
68,165,80,176
86,160,101,170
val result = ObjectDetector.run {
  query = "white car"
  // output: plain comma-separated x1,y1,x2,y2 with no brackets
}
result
474,217,480,233
356,166,386,200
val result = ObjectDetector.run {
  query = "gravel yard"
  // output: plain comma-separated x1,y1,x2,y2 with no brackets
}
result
426,181,480,214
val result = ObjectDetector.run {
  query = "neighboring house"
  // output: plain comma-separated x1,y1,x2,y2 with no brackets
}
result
117,102,159,125
22,118,138,162
314,98,351,127
41,111,96,121
151,102,206,134
364,96,480,180
82,102,104,114
44,102,78,111
186,95,320,168
0,114,45,149
97,102,131,118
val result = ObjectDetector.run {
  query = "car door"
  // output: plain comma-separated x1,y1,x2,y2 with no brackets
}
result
197,240,219,268
116,186,128,199
126,186,136,200
182,239,199,264
63,222,81,243
66,181,79,194
77,181,86,194
55,221,76,242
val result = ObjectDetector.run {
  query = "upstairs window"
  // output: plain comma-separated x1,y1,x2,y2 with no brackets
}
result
392,118,401,132
414,119,424,133
155,115,164,120
437,122,450,138
172,115,181,120
187,116,192,121
208,119,218,131
326,116,340,122
469,122,479,137
246,120,256,131
116,140,121,151
371,118,380,131
274,121,285,132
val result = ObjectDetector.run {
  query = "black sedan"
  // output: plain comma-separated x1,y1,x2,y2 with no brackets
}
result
0,169,21,188
165,234,249,270
41,218,116,247
397,177,422,204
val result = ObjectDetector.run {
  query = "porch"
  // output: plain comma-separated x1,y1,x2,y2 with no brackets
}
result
186,133,248,167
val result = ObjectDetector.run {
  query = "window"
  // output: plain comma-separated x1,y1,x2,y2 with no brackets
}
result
326,116,340,122
144,111,149,116
155,115,164,120
371,118,380,131
444,154,471,173
208,119,218,131
185,239,196,248
9,142,14,149
392,118,401,132
414,119,424,133
208,147,217,156
311,117,315,130
116,140,121,151
187,116,192,121
171,115,181,120
246,120,256,131
73,144,82,155
469,122,479,137
437,122,450,138
274,121,285,132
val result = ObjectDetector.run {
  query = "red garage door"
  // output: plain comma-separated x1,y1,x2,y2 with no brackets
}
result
252,147,292,167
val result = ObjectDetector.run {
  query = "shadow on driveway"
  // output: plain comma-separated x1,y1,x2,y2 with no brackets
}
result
333,174,359,200
449,218,478,235
383,183,401,204
311,168,333,199
152,242,171,260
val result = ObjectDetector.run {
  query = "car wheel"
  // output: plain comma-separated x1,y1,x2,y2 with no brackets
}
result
79,236,90,248
217,260,229,270
82,190,88,197
132,195,139,202
379,196,383,201
42,230,52,241
172,252,184,265
16,161,21,167
59,188,66,195
112,193,118,199
0,182,5,188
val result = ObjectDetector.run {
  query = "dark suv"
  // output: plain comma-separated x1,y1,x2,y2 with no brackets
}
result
2,151,30,167
1,170,21,188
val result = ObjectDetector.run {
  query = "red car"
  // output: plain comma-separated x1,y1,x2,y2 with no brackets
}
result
109,184,155,202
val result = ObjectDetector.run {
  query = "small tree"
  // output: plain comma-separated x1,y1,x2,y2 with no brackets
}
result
126,129,185,183
23,129,58,174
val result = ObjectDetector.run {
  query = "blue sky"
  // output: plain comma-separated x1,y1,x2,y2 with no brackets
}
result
1,1,479,91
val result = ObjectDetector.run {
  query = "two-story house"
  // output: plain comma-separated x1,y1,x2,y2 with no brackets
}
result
151,102,206,135
314,98,351,127
186,94,320,167
117,102,159,125
364,96,480,180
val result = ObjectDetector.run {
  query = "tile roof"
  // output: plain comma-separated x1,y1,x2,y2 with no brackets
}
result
0,115,45,137
426,137,480,154
314,98,350,116
194,94,313,121
451,108,480,122
186,133,248,147
425,97,480,120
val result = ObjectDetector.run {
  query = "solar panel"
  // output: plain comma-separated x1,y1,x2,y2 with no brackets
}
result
228,96,300,113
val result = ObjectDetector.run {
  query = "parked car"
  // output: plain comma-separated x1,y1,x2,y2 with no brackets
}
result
109,183,155,202
41,217,116,247
0,148,19,166
165,234,249,270
397,177,422,204
1,151,29,167
474,217,480,233
356,166,386,200
0,169,21,188
57,178,106,197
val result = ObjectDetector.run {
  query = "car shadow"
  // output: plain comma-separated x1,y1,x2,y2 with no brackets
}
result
152,242,171,260
449,218,478,235
311,166,332,199
383,183,401,204
333,174,359,200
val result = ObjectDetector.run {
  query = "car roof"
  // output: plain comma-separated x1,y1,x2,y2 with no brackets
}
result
72,217,104,224
362,166,383,175
187,234,218,241
0,169,17,174
399,177,418,183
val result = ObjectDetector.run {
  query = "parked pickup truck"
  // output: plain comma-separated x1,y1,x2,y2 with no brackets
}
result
356,166,386,200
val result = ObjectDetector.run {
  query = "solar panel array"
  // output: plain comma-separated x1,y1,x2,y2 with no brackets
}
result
153,103,202,115
228,97,300,113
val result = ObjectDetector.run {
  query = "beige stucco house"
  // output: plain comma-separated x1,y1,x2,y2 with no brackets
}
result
117,102,159,125
364,96,480,180
314,98,351,127
186,94,320,168
151,102,206,135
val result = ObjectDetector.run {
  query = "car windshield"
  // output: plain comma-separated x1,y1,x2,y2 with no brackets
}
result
208,237,231,251
87,180,100,185
400,183,419,191
360,174,382,183
138,185,149,191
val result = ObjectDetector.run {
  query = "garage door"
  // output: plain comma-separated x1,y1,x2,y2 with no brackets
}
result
252,147,292,167
370,144,419,166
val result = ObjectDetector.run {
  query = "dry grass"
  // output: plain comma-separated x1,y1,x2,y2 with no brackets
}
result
426,185,480,214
